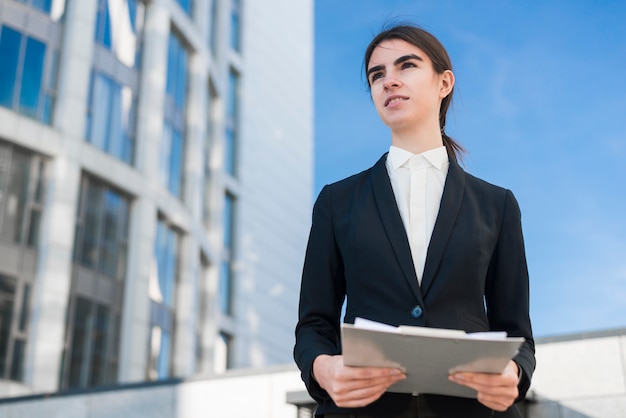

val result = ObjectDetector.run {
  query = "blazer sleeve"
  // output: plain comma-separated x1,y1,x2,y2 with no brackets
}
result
485,189,536,400
293,185,346,402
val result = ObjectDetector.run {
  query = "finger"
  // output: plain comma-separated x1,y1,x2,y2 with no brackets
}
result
332,381,391,408
449,372,517,388
476,392,515,412
330,373,405,407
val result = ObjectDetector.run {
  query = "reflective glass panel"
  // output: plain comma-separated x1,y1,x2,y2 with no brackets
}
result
219,261,231,314
223,193,234,247
0,275,16,378
88,73,112,151
154,220,178,307
9,339,25,381
230,0,241,51
18,37,45,118
74,177,130,279
176,0,191,14
78,183,102,268
1,148,30,243
94,0,142,67
18,284,30,331
208,0,218,52
68,298,91,388
100,190,120,278
88,304,110,386
0,26,21,109
86,73,135,164
168,130,183,197
157,328,171,378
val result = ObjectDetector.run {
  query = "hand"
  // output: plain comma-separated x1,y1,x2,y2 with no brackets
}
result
449,360,520,411
313,354,406,408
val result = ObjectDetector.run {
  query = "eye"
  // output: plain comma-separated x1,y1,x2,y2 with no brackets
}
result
370,72,384,83
401,61,416,70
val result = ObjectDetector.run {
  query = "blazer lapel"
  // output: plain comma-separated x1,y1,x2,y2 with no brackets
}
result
420,160,466,297
370,154,423,302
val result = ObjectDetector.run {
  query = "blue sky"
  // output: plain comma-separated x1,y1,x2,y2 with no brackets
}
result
314,0,626,338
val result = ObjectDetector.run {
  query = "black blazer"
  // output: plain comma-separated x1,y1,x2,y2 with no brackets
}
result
294,153,535,417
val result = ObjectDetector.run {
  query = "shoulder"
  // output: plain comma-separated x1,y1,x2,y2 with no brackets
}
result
319,153,387,197
458,165,520,212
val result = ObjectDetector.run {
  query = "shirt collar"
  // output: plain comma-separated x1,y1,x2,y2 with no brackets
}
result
387,145,449,171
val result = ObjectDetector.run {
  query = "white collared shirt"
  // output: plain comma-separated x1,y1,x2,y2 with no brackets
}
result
385,145,449,284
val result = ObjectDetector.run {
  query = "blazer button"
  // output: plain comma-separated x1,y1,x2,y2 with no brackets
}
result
410,305,423,319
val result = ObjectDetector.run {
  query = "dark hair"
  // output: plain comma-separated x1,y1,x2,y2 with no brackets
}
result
364,25,465,162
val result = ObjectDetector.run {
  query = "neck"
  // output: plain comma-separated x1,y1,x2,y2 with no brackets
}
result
391,123,443,154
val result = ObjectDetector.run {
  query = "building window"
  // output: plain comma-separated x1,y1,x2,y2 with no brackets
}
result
230,0,241,52
214,331,232,373
161,31,188,198
0,141,46,247
85,72,136,164
72,176,130,280
94,0,144,69
202,80,218,229
219,192,235,314
0,273,31,382
208,0,218,53
64,297,120,388
0,141,44,383
147,217,180,380
60,175,130,389
14,0,66,20
89,0,143,164
224,69,239,175
195,254,210,373
0,24,59,123
176,0,192,15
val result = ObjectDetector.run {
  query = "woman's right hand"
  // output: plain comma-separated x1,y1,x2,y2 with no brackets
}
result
312,354,406,408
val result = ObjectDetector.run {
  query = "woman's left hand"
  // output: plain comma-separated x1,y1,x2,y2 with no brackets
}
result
449,360,520,411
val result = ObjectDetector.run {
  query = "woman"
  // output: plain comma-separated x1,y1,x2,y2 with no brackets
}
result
294,24,535,417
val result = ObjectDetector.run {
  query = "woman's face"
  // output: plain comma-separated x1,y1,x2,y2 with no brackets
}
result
367,39,453,133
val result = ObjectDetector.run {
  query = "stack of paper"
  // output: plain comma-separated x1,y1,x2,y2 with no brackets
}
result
341,318,524,398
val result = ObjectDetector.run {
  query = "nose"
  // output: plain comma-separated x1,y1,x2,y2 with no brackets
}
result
383,75,401,90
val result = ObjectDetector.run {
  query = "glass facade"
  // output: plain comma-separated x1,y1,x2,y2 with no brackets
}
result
64,297,120,388
0,141,44,382
0,141,46,247
225,69,239,175
94,0,144,68
208,0,218,53
72,177,130,279
219,192,235,314
0,0,284,390
147,217,180,380
0,274,32,383
60,175,130,389
176,0,192,15
161,32,188,198
15,0,66,20
230,0,241,52
85,72,136,164
214,331,232,373
202,80,218,229
0,25,58,124
89,0,144,164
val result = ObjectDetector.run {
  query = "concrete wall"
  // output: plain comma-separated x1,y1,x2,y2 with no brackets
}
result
0,366,307,418
527,330,626,417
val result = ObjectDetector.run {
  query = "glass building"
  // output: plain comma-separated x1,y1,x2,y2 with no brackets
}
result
0,0,313,396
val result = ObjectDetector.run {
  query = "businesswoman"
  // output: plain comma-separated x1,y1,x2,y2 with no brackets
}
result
294,24,535,417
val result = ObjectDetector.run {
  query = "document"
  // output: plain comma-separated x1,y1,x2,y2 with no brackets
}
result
341,318,524,398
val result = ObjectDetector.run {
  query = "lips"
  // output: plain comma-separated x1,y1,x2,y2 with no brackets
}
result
384,95,409,107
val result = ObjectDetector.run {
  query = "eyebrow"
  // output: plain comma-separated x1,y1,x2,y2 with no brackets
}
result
367,54,424,78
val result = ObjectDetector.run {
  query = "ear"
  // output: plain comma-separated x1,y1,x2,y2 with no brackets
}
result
439,70,455,99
